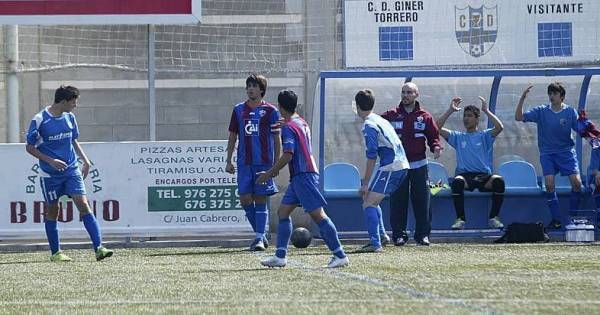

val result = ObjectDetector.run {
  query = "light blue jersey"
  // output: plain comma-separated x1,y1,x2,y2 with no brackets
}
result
362,113,410,171
523,104,578,154
26,108,81,177
448,129,495,175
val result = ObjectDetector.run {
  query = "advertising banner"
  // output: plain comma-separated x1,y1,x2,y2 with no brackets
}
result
344,0,599,67
0,141,251,240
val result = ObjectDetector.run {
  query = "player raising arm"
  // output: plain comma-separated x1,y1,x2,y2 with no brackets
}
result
515,82,582,229
437,96,505,230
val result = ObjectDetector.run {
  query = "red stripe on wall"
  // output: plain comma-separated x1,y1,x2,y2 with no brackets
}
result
0,1,191,15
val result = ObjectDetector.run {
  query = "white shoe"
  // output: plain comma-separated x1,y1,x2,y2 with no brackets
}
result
326,256,349,268
250,238,265,251
451,218,466,230
261,256,286,268
380,234,391,246
488,216,504,229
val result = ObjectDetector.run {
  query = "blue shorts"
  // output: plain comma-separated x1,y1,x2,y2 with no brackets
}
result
368,169,407,195
40,174,86,204
540,150,579,176
237,164,278,196
281,173,327,212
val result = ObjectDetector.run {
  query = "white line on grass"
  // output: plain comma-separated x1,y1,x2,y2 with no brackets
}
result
254,252,503,315
2,299,599,307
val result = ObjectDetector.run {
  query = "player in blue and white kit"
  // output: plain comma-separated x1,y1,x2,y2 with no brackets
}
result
437,96,505,230
226,74,281,251
515,82,583,229
25,86,113,262
355,89,409,252
258,90,348,268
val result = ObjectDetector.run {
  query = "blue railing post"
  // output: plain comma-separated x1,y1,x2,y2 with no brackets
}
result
319,75,326,192
577,75,593,175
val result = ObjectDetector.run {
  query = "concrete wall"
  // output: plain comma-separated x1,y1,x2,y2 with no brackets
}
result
4,0,336,144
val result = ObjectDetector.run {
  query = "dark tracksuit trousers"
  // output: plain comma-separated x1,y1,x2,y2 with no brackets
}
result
390,165,431,240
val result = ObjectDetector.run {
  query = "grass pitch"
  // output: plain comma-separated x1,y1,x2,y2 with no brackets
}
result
1,242,600,314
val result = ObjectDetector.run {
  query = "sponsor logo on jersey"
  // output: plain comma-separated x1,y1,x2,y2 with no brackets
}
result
244,119,260,136
48,132,72,141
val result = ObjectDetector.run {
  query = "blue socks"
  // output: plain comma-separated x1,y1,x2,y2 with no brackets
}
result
243,203,257,232
276,217,346,259
275,218,292,259
318,217,346,259
46,214,103,254
82,213,102,251
546,192,560,221
376,206,386,236
254,203,268,240
44,219,59,254
364,206,381,248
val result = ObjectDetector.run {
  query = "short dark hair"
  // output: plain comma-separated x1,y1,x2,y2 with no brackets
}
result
278,89,298,113
547,82,566,99
355,89,375,111
246,74,268,97
54,85,79,103
463,105,480,118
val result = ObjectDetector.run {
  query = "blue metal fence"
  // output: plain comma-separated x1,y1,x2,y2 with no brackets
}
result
318,68,600,190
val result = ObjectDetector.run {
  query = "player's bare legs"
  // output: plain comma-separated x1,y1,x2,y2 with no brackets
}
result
46,203,60,221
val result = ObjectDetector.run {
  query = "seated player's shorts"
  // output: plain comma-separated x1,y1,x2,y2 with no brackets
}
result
237,164,279,196
540,150,579,176
368,169,407,195
456,172,494,192
281,172,327,213
40,174,86,204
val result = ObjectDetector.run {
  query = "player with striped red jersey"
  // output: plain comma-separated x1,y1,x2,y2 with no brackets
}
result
226,74,282,251
258,90,348,268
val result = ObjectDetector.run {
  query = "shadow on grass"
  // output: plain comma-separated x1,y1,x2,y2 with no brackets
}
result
0,260,45,265
291,246,385,256
194,267,270,273
145,248,248,257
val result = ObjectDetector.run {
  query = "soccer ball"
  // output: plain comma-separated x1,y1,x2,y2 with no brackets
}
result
470,45,482,57
291,227,312,248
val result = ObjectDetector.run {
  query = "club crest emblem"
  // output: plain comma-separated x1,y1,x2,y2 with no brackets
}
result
455,4,498,57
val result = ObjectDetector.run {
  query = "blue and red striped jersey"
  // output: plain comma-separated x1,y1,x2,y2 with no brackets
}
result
281,115,317,177
228,101,281,166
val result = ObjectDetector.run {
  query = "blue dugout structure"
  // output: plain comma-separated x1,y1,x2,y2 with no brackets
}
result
317,68,600,238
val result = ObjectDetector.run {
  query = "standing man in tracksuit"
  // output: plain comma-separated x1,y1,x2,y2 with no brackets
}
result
381,82,443,246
